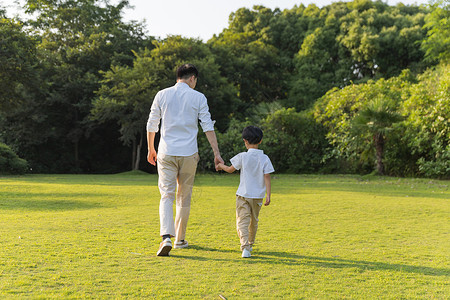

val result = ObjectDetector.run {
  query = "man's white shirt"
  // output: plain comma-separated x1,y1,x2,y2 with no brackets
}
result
146,82,215,156
230,149,274,199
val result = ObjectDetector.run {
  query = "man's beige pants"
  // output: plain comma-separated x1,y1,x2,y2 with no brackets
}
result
157,153,199,242
236,195,263,251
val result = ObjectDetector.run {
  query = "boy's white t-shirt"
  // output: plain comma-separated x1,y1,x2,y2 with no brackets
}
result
230,148,274,199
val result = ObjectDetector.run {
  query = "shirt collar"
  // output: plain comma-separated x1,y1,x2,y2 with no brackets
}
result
176,82,190,88
248,148,263,154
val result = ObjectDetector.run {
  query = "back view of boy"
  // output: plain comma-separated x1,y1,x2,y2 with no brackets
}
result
217,126,274,258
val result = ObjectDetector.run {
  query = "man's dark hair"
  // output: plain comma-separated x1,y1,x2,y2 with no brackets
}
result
177,64,199,80
242,126,263,145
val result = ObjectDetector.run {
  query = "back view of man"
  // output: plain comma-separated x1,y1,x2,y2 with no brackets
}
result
147,64,223,256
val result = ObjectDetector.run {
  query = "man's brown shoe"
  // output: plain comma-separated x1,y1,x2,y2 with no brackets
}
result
157,238,172,256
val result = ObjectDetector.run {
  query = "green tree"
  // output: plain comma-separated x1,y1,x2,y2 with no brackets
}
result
93,36,239,170
401,63,450,178
0,18,38,112
289,0,428,110
314,72,411,174
209,6,288,110
1,0,151,173
351,97,404,175
421,0,450,63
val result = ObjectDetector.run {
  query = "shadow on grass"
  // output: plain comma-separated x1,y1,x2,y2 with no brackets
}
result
253,251,450,277
174,245,449,277
0,192,106,211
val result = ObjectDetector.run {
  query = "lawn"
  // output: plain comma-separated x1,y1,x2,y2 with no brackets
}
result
0,173,448,299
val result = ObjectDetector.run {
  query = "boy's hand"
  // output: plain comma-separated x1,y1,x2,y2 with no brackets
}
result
215,163,222,171
264,195,271,206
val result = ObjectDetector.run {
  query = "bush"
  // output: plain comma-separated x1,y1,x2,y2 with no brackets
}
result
197,119,251,171
0,143,28,174
198,108,328,173
261,108,328,173
400,64,450,178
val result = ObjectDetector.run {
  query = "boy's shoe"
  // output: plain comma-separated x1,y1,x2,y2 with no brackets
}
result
242,248,251,258
157,238,172,256
174,240,189,249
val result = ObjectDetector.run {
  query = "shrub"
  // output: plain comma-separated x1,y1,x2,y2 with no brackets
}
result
198,107,328,173
0,143,28,175
261,108,328,173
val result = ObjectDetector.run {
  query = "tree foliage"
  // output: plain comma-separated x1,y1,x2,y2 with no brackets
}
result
315,65,449,178
0,18,38,112
1,0,151,173
0,0,447,177
401,64,450,177
93,36,239,170
421,0,450,63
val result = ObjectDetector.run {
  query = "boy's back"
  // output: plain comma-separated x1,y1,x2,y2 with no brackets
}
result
231,149,274,199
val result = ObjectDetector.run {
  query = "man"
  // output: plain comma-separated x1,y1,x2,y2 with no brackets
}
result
147,64,223,256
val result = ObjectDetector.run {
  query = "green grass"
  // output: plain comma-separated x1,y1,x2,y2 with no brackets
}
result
0,173,449,299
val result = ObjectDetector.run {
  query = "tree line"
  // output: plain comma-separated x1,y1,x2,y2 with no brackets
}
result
0,0,448,178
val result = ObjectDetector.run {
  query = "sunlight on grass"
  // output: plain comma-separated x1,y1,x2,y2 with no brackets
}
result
0,174,448,298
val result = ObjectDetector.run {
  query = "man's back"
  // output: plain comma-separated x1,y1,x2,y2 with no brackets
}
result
147,82,215,156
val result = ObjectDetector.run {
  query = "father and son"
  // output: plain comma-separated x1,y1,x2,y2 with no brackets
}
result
147,64,274,258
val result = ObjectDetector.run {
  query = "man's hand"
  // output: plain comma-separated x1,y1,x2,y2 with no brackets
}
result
214,155,224,171
147,149,157,166
264,195,271,206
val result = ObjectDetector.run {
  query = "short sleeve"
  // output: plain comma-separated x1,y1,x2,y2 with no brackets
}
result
263,156,275,174
230,153,242,170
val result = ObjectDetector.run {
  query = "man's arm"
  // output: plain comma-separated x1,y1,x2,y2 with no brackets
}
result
204,130,224,169
264,173,271,206
147,131,157,166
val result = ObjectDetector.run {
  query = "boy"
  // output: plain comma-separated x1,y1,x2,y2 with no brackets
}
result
216,126,274,258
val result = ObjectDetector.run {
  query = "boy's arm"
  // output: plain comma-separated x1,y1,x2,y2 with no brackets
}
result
217,163,236,174
264,173,271,206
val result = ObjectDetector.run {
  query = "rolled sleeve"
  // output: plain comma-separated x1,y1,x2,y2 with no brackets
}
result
146,93,161,132
198,96,215,132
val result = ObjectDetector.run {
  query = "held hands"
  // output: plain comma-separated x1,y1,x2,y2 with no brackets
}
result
215,162,224,171
214,155,224,171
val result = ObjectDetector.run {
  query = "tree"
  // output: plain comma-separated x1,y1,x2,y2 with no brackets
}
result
0,18,38,112
1,0,152,173
209,6,288,111
351,97,404,175
289,0,429,111
421,0,450,63
93,36,239,170
314,72,411,175
400,63,450,178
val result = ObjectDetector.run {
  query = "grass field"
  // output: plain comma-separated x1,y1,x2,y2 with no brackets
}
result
0,172,449,299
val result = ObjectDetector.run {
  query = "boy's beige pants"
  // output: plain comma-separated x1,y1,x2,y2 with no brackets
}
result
236,195,263,251
157,153,199,242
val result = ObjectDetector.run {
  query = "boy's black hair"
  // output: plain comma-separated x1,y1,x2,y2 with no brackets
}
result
177,63,199,80
242,126,263,145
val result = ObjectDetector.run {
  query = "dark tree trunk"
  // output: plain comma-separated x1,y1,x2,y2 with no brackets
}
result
374,133,385,175
131,139,136,171
133,131,143,171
